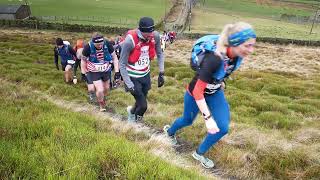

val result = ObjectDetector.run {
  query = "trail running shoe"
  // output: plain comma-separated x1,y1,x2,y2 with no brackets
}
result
88,92,97,104
192,151,215,169
136,115,143,122
127,106,136,122
99,107,107,112
99,101,106,112
163,125,178,145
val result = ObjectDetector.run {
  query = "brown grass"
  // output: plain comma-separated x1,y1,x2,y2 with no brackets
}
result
166,39,320,77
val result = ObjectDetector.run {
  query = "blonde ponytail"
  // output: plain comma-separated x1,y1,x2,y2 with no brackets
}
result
216,24,233,56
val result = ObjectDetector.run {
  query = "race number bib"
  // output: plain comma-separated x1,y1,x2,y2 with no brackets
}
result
136,57,149,68
135,46,150,69
94,63,110,72
67,60,75,64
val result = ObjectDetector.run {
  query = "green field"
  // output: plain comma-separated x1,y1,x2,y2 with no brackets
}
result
191,0,320,40
0,0,170,26
0,29,319,179
285,0,320,5
191,9,320,40
198,0,316,18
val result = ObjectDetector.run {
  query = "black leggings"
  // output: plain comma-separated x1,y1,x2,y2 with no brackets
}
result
131,73,151,117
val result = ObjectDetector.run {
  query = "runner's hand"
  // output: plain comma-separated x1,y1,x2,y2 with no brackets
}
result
113,72,121,88
125,84,135,96
221,81,226,90
114,72,121,82
205,117,220,134
81,73,87,82
128,87,135,96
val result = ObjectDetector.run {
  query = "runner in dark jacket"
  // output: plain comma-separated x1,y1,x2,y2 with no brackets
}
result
54,38,77,83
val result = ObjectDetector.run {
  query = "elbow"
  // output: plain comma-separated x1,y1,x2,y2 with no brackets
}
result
192,79,207,100
192,87,204,100
193,94,204,101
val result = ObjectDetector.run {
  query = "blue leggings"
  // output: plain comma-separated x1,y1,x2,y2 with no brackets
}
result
167,90,230,155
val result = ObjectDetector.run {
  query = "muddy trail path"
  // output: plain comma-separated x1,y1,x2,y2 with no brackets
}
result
34,89,233,180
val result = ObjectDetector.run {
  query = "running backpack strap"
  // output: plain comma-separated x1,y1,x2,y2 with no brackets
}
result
190,35,219,71
64,45,69,54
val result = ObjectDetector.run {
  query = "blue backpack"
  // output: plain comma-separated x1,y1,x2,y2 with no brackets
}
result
190,35,219,71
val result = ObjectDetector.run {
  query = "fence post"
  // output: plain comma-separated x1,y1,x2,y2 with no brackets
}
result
310,9,319,34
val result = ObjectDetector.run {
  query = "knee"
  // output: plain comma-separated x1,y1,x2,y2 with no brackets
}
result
96,89,104,95
181,111,196,126
181,117,193,126
219,126,229,136
185,121,193,126
88,85,95,92
105,83,110,91
140,101,147,112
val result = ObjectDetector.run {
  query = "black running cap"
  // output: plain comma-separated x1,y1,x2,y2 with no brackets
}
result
56,38,64,46
139,17,154,33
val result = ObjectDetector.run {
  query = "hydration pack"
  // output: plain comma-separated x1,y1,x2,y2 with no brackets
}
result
190,35,219,71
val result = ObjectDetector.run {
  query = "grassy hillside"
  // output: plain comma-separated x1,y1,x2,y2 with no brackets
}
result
0,80,206,179
0,0,170,26
0,28,205,179
0,29,319,179
191,0,320,40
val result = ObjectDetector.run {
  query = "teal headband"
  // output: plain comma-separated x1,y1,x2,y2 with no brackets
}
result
228,28,256,47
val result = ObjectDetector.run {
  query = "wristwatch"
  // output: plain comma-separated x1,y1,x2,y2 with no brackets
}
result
202,113,212,120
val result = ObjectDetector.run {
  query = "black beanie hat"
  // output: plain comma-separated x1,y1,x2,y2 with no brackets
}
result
56,38,64,46
139,17,154,33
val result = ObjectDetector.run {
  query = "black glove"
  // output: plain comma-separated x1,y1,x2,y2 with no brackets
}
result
81,73,86,81
113,72,122,88
81,73,88,83
110,62,114,71
158,72,165,87
125,85,136,96
129,87,135,96
114,72,121,81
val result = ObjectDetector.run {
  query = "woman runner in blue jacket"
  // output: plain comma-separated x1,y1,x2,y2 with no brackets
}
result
164,22,256,169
